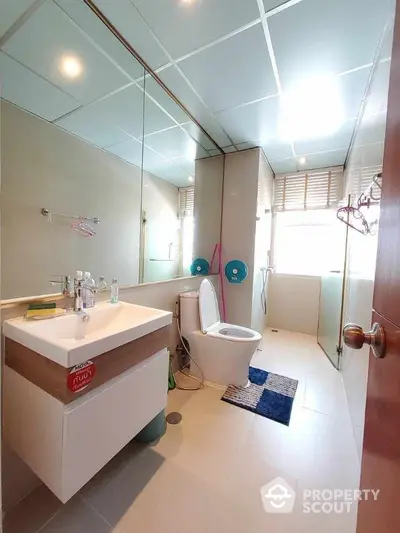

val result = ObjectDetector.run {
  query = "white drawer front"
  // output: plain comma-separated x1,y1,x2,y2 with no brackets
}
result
61,349,168,502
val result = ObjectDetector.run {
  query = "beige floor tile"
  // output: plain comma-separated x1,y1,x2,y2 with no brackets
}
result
5,329,360,533
3,484,62,533
303,370,349,417
40,497,118,533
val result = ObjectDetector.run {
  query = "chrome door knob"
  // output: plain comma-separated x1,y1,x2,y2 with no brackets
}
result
343,323,386,359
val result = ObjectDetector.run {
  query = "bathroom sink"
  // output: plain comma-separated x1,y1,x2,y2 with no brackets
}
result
3,302,172,368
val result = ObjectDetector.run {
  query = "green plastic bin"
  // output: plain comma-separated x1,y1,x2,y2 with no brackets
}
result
135,409,166,443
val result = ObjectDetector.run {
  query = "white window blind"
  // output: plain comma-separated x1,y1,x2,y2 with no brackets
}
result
274,168,344,211
179,186,195,217
346,165,382,199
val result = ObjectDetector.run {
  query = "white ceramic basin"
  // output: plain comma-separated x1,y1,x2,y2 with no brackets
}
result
4,302,172,368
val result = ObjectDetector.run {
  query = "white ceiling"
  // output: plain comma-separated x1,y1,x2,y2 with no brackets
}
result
0,0,394,183
95,0,393,173
0,0,217,188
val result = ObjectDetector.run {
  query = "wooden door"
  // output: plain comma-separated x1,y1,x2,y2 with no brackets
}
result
354,2,400,530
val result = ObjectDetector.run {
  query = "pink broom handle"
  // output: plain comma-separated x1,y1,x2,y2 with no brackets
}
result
218,243,227,322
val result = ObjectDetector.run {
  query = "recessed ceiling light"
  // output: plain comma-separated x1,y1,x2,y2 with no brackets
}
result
299,157,306,165
59,55,83,79
188,176,194,182
181,0,194,4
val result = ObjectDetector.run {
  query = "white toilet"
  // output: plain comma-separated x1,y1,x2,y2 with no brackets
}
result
179,278,262,387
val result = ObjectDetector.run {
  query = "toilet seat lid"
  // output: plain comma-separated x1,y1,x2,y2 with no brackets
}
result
199,279,220,333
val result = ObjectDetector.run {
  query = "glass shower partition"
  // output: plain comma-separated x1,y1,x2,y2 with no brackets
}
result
317,214,349,369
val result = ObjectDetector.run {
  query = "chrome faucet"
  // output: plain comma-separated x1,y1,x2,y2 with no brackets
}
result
50,274,107,313
49,275,91,317
49,275,74,298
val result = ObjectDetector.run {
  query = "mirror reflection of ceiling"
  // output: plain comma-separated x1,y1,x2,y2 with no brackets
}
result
0,0,220,188
0,0,394,178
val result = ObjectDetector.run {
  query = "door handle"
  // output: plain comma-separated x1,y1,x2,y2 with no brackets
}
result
343,323,386,359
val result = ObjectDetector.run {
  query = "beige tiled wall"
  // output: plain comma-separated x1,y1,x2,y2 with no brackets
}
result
2,101,142,299
221,148,260,328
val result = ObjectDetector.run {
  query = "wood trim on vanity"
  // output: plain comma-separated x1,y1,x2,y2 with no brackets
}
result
5,326,170,404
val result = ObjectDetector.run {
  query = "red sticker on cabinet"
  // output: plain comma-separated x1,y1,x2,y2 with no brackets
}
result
67,361,96,393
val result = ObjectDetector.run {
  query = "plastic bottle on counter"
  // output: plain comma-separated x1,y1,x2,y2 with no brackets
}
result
110,278,119,304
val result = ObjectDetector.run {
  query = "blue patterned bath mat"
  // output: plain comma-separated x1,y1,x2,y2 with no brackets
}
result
221,367,298,426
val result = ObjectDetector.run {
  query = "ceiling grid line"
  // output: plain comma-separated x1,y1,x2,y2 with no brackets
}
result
54,0,138,84
0,0,393,179
46,2,216,165
1,49,81,106
124,0,238,150
0,0,46,48
84,0,234,156
256,0,298,163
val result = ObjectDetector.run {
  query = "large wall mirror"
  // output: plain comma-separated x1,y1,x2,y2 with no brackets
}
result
0,0,224,300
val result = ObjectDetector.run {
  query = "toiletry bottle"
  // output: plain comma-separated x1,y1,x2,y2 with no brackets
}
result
83,271,96,308
98,276,107,292
110,278,119,304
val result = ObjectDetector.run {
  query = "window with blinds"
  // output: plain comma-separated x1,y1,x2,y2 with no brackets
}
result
346,165,382,199
274,168,344,211
178,186,195,217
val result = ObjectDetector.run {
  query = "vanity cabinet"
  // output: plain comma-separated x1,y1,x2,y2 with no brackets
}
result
3,348,169,502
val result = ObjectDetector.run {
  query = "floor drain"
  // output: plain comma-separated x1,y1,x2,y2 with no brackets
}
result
166,412,182,425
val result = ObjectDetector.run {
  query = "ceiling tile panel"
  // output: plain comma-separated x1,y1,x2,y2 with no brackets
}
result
236,142,258,150
85,84,144,138
92,0,170,69
268,0,392,89
145,126,208,160
107,138,144,167
130,0,260,58
178,24,277,112
84,83,175,139
144,157,191,187
144,94,178,135
54,0,145,80
216,96,280,144
3,0,130,104
294,119,356,156
262,139,294,161
140,74,189,124
300,149,348,171
158,66,232,147
364,60,391,118
182,122,219,151
169,156,195,175
0,52,80,121
223,146,237,153
0,0,36,39
55,107,131,148
339,68,372,119
269,157,299,174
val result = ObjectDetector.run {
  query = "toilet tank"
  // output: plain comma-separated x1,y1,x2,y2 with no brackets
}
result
179,290,200,337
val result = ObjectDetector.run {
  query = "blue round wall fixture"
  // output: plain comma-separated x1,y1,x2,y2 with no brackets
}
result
225,260,248,284
191,257,210,276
